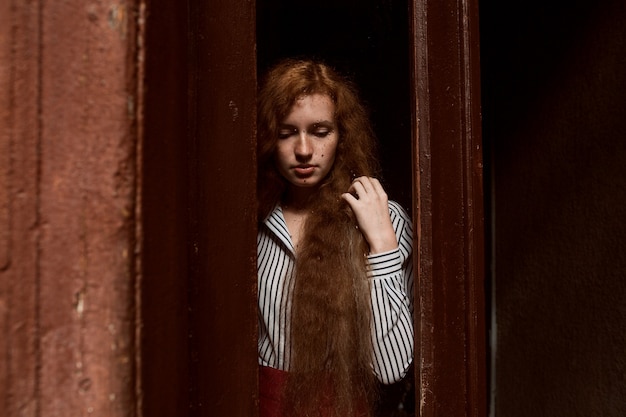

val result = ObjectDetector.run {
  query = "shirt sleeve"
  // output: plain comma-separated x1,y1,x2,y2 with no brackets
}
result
366,201,414,384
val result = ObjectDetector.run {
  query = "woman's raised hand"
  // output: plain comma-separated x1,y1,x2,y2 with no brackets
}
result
341,177,399,254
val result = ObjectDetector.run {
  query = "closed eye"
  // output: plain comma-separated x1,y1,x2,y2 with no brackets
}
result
276,123,335,139
278,128,297,139
312,128,332,138
311,122,335,138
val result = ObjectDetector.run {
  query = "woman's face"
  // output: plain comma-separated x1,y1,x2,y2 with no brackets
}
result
274,94,339,190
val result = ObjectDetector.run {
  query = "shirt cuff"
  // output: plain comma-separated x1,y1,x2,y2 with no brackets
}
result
366,247,402,279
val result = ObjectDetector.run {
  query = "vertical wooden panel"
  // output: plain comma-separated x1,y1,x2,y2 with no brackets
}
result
0,1,41,415
139,0,257,415
38,1,139,414
0,0,9,272
1,0,142,416
411,0,486,415
189,0,258,416
139,0,191,415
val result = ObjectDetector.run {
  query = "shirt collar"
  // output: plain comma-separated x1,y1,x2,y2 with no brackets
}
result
263,204,295,255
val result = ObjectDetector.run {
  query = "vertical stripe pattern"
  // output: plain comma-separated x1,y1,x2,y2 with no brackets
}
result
257,201,414,384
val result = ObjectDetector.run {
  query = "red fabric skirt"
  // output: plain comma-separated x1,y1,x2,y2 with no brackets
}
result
259,366,289,417
258,366,368,417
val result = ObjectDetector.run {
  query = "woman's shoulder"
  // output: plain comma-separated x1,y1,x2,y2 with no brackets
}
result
387,200,411,221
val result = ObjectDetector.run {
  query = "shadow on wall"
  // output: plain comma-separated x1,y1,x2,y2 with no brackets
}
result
481,0,626,416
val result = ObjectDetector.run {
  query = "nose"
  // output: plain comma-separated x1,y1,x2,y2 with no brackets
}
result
294,132,312,161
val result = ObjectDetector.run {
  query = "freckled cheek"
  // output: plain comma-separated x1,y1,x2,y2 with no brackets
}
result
319,143,328,159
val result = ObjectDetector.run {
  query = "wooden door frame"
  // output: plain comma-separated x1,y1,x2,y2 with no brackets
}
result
139,0,258,416
1,0,484,415
186,0,259,416
411,0,487,416
138,0,486,415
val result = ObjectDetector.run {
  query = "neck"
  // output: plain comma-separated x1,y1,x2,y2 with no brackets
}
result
282,185,318,212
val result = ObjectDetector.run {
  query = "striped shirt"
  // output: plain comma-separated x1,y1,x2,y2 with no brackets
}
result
257,200,414,384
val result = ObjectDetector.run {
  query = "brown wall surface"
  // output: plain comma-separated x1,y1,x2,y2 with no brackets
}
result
1,1,140,416
482,0,626,415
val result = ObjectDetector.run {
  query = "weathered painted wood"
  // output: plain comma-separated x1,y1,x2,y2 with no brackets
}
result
411,0,487,415
1,1,141,416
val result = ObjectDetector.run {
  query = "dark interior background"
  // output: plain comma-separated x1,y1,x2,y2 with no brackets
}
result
257,0,413,211
481,0,626,415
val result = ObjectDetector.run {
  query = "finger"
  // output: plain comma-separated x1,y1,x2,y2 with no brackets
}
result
348,180,367,199
353,176,374,193
352,176,370,185
352,177,387,200
341,192,358,207
368,178,387,197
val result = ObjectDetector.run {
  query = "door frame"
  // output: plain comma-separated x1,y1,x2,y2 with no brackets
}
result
138,0,486,415
411,0,487,415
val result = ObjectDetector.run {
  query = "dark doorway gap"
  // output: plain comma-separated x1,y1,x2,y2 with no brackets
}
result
257,1,415,415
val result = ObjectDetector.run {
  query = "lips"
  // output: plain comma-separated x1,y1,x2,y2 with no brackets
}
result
293,164,316,176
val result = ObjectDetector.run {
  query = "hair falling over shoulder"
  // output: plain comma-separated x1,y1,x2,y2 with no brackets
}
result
258,59,381,416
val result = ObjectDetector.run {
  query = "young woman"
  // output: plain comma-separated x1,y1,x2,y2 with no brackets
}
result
257,58,414,417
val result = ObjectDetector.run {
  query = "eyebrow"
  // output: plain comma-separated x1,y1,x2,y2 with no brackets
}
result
278,121,335,128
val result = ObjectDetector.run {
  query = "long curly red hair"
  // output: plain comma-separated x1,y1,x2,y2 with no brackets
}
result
258,59,381,416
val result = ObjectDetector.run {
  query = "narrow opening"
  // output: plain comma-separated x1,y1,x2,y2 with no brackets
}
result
257,0,415,414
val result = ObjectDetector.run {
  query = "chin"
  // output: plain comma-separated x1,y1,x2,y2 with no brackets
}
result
295,181,318,188
290,177,322,188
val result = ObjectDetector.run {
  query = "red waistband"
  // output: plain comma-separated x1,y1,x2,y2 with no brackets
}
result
259,366,288,417
258,365,369,417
